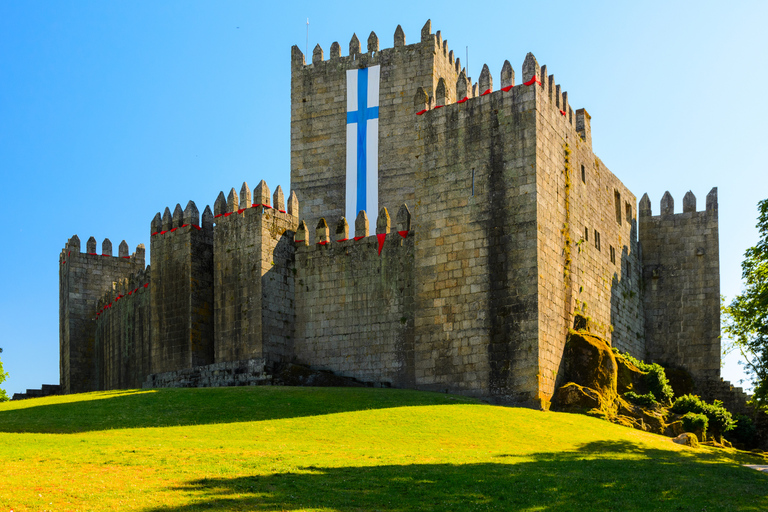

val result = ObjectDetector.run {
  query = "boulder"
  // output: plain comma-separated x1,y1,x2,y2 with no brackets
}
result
615,353,649,395
561,330,618,407
673,433,699,448
552,382,602,412
617,397,667,435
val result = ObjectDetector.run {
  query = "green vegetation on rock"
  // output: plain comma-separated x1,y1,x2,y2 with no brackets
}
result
624,391,659,408
680,412,709,439
672,394,736,441
614,349,674,405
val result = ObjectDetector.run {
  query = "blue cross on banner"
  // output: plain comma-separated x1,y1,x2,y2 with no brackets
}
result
346,65,380,224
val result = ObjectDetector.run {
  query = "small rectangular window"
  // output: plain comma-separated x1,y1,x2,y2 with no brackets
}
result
626,260,631,279
471,168,475,197
581,165,586,183
610,245,616,264
595,230,601,251
614,190,622,225
584,227,588,242
625,202,632,224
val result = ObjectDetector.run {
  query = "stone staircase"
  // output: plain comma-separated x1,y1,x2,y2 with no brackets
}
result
11,384,61,401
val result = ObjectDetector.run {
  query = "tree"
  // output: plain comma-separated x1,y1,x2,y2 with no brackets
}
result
723,198,768,409
0,347,8,402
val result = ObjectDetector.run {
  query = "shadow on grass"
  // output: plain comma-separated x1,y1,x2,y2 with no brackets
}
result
143,441,768,512
0,386,479,434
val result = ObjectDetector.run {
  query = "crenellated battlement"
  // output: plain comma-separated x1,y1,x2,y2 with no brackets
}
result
293,20,462,79
61,235,145,266
211,180,298,224
413,50,594,148
639,188,718,218
294,203,412,248
150,200,214,238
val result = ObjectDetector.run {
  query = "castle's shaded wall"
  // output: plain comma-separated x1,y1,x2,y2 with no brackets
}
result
150,219,214,374
293,233,415,387
94,269,152,389
639,190,720,382
413,78,540,403
290,26,461,231
532,68,643,399
214,204,298,363
59,236,145,393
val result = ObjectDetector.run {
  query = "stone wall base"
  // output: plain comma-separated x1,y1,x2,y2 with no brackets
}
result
142,358,271,389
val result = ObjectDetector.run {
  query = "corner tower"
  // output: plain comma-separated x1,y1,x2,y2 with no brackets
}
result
639,189,721,383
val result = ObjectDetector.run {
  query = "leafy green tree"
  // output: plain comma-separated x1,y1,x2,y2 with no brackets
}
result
723,198,768,408
0,347,8,402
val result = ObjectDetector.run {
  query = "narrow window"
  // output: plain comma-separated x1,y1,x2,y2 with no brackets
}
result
625,202,632,224
471,168,475,197
584,227,588,242
626,260,631,279
581,164,586,183
610,245,615,264
614,190,622,224
595,230,601,251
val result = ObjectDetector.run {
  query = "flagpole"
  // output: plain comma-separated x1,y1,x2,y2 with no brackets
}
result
306,18,309,58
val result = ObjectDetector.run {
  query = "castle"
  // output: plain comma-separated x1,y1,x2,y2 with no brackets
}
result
58,21,724,409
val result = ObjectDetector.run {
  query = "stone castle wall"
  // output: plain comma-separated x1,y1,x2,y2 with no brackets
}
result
527,57,643,399
59,235,145,393
212,181,299,364
293,221,415,387
94,268,151,389
639,189,721,382
149,202,215,374
412,69,540,402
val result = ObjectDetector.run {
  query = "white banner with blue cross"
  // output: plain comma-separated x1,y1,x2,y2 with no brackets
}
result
346,65,380,225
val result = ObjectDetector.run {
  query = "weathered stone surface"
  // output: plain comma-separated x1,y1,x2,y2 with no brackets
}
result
552,382,601,412
672,433,699,448
272,362,371,387
664,366,696,397
561,331,617,406
617,397,666,434
640,187,721,384
615,353,649,395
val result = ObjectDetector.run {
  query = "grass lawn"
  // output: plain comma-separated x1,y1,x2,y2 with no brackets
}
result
0,387,766,511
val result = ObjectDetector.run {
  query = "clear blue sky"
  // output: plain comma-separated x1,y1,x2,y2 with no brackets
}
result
1,1,766,396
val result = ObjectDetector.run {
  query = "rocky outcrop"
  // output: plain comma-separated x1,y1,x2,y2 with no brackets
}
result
616,354,648,395
553,330,618,414
552,323,671,437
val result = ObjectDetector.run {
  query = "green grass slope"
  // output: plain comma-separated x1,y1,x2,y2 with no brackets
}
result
0,387,765,511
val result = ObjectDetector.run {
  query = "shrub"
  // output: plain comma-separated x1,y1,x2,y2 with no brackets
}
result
624,391,658,407
681,412,708,439
616,351,674,405
671,394,736,439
